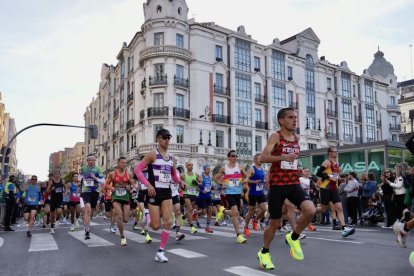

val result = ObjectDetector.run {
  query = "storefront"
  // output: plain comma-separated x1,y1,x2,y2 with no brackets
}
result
299,140,412,179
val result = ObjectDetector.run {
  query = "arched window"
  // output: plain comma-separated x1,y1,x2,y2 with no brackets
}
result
305,54,314,68
157,5,162,13
178,7,181,15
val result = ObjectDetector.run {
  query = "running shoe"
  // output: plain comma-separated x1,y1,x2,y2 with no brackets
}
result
172,224,176,230
299,233,306,240
75,220,80,229
244,227,251,237
307,224,316,231
145,233,152,243
393,220,407,248
27,231,32,237
121,237,127,246
85,231,91,240
133,224,139,230
191,226,198,234
216,206,225,222
141,229,146,235
109,226,117,234
70,225,75,232
138,211,143,222
176,232,185,241
409,251,414,268
50,228,55,234
257,250,275,270
155,251,168,263
181,216,186,226
332,225,341,230
341,226,356,238
252,220,259,231
280,225,291,233
196,222,202,229
42,224,46,229
192,209,198,221
236,234,247,244
285,232,304,261
403,209,411,222
205,227,214,233
215,222,220,226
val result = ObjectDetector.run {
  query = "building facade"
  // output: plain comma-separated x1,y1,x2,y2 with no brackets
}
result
4,114,17,174
399,79,414,139
64,142,85,174
84,0,401,172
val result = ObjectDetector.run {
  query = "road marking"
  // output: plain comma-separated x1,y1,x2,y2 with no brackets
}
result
28,233,58,252
307,237,363,244
167,248,207,258
314,227,378,232
146,228,209,240
0,237,4,248
224,266,278,276
115,230,160,243
69,231,114,247
90,222,99,226
181,226,235,238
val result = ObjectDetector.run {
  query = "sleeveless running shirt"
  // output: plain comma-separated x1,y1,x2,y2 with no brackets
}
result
320,160,340,190
80,166,103,193
249,165,265,196
25,184,41,206
184,173,198,196
51,179,65,198
268,131,300,186
223,164,243,195
148,149,173,189
112,170,130,202
198,174,212,199
69,182,81,202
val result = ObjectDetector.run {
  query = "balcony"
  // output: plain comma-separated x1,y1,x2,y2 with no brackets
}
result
390,124,401,131
354,115,362,123
137,143,230,159
149,75,167,86
139,45,192,65
327,109,338,118
326,133,339,140
387,104,401,113
255,121,268,130
139,110,145,120
366,137,375,142
254,94,267,104
127,93,134,105
127,119,135,130
355,136,363,143
214,84,229,96
343,134,353,142
173,108,190,119
113,107,119,118
289,101,298,109
174,76,189,88
306,106,315,114
211,114,231,124
376,120,382,127
112,131,119,141
147,107,169,117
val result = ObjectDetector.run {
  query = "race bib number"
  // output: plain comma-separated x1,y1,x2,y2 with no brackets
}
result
115,188,127,197
256,183,264,191
73,192,81,197
159,171,171,183
188,188,196,194
213,193,221,200
204,185,211,192
228,179,239,187
55,187,63,193
28,196,36,202
281,159,298,170
85,180,95,187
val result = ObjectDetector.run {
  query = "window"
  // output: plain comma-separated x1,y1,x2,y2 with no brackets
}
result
255,108,262,122
154,63,165,77
176,34,184,47
288,90,294,106
342,100,352,120
120,109,125,129
366,125,375,142
216,130,224,148
176,125,184,144
343,121,353,138
234,39,251,72
235,73,251,99
215,45,223,61
328,100,333,111
154,32,164,46
328,122,334,133
305,55,314,91
255,136,262,152
308,143,317,150
327,77,332,90
215,73,223,88
392,134,398,142
271,50,285,80
365,104,374,124
287,66,293,80
176,94,184,109
391,116,397,127
364,80,374,103
131,56,134,71
215,101,224,116
308,116,316,130
176,64,184,79
236,129,252,158
306,93,315,114
254,56,260,71
271,81,286,106
154,124,163,142
272,107,280,130
236,100,252,126
341,73,351,98
390,96,396,105
153,93,164,107
254,82,261,98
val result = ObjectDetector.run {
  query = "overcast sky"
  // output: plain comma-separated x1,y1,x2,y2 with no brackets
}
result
0,0,413,179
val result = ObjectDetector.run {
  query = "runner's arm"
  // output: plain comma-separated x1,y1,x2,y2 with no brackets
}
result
133,151,155,186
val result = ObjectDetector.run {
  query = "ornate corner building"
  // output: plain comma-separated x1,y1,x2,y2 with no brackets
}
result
84,0,400,172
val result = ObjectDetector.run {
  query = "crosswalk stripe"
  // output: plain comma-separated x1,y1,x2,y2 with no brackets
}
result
68,231,114,247
115,230,160,243
28,233,58,252
0,237,4,248
90,222,99,226
307,237,363,244
181,226,235,238
167,248,207,258
224,266,278,276
146,228,209,240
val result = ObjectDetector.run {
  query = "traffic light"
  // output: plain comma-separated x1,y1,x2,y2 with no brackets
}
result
88,124,98,139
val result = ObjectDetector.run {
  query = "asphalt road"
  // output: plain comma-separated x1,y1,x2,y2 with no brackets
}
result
0,217,413,276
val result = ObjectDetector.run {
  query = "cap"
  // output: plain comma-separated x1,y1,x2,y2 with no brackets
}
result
156,128,172,138
203,164,211,170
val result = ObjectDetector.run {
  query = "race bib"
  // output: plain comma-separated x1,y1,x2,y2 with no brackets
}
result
85,180,95,187
228,179,239,187
55,187,63,193
159,171,171,183
115,188,127,197
213,193,221,200
28,196,36,202
281,159,298,170
73,192,81,197
204,185,211,192
188,188,196,194
256,183,264,191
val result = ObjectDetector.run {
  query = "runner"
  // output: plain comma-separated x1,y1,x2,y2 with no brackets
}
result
136,167,152,243
79,154,105,240
299,168,316,231
214,150,248,244
46,169,66,234
134,128,182,263
102,171,117,234
196,164,214,233
258,107,315,270
23,175,42,237
316,146,355,237
62,183,70,225
130,187,139,230
104,157,134,246
181,161,201,233
42,174,52,229
244,154,267,236
68,173,82,231
171,157,186,241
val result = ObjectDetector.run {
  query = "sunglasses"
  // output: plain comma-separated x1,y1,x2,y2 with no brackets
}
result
229,154,238,158
32,179,37,181
161,136,171,140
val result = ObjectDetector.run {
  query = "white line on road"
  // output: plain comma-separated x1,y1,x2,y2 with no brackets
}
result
147,227,209,240
167,248,207,258
307,237,363,244
224,266,278,276
0,237,4,248
181,226,235,238
115,230,160,243
28,233,59,252
314,227,378,233
69,231,114,247
90,222,99,226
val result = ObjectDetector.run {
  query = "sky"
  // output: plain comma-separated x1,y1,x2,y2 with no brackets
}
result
0,0,413,179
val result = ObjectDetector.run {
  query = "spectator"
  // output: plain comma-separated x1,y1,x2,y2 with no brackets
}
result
362,172,377,211
338,174,349,224
358,173,367,219
4,175,17,231
344,172,360,225
380,169,396,228
390,163,408,221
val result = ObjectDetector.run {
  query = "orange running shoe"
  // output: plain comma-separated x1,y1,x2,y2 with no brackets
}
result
244,227,251,237
307,224,316,231
252,220,259,231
